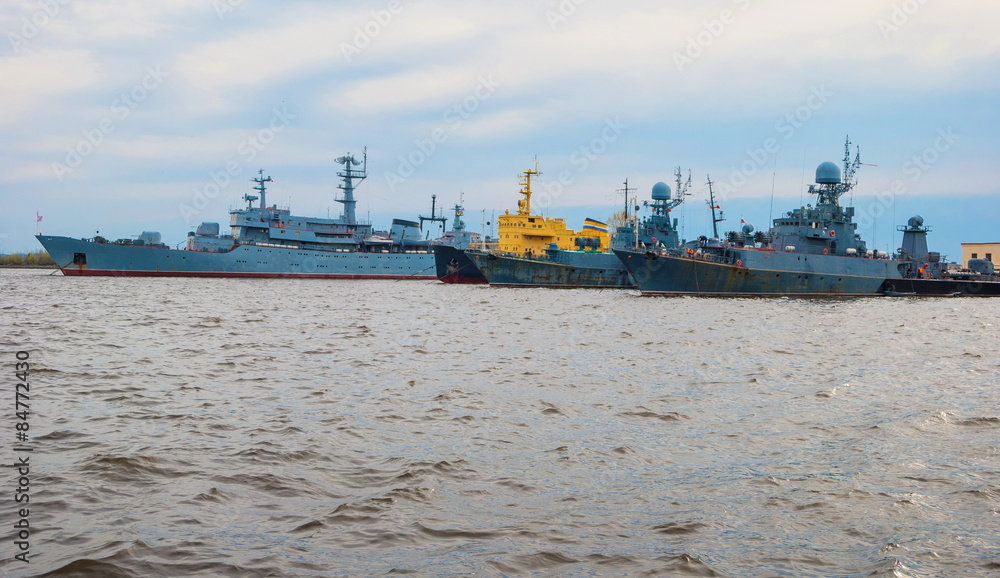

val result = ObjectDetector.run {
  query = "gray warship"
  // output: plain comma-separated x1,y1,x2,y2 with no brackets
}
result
614,137,1000,296
37,150,448,279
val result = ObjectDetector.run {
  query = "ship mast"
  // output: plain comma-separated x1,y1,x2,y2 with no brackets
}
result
516,159,540,216
617,178,637,219
250,169,272,209
706,175,725,239
419,194,448,238
335,147,367,223
652,167,690,215
813,136,861,206
450,193,467,232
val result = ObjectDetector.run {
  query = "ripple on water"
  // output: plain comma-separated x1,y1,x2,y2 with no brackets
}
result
4,271,997,576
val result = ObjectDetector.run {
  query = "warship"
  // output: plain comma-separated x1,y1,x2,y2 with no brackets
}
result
464,168,693,288
614,138,1000,297
37,150,453,279
432,201,494,284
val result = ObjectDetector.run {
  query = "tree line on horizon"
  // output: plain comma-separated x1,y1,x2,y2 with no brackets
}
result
0,251,56,267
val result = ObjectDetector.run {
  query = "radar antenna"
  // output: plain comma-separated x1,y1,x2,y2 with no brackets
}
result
811,136,861,206
419,194,448,238
247,169,272,209
449,194,467,232
516,158,540,216
706,175,725,239
335,146,367,223
643,168,690,216
617,178,637,220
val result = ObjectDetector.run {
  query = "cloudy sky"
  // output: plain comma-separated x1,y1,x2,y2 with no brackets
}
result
3,0,998,259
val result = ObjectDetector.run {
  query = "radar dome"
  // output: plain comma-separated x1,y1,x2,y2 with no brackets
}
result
907,215,924,228
815,161,841,184
651,182,671,200
138,231,161,245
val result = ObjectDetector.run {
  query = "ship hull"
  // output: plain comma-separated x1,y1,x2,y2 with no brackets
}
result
467,250,634,288
614,248,904,296
878,277,1000,296
37,235,437,279
433,244,487,284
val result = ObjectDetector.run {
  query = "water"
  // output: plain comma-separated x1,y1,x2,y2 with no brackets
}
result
2,269,998,576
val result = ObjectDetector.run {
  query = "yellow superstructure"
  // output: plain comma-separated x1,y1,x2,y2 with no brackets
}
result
496,162,610,257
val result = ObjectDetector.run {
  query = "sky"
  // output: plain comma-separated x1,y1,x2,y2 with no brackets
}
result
2,0,998,260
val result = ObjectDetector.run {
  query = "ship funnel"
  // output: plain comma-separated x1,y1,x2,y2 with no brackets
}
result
815,161,841,184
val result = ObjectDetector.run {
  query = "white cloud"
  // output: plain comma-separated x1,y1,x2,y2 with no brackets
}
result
0,48,101,129
2,0,998,257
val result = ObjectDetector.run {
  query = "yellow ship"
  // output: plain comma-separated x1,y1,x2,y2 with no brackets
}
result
496,161,609,257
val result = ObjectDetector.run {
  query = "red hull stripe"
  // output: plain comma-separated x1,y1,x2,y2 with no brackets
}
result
60,268,435,280
438,275,487,285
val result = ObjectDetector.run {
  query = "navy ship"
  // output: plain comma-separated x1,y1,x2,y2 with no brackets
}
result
37,150,450,279
614,138,1000,297
462,166,691,288
877,221,1000,296
432,201,493,284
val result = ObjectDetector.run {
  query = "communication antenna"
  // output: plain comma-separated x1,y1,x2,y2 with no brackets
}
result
335,146,367,223
419,194,447,239
706,175,725,239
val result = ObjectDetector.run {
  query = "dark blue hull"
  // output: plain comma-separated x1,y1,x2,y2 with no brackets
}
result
878,277,1000,296
614,248,902,296
433,244,487,284
467,250,633,288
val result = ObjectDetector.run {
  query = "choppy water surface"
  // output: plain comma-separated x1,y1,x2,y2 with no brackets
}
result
2,268,998,576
